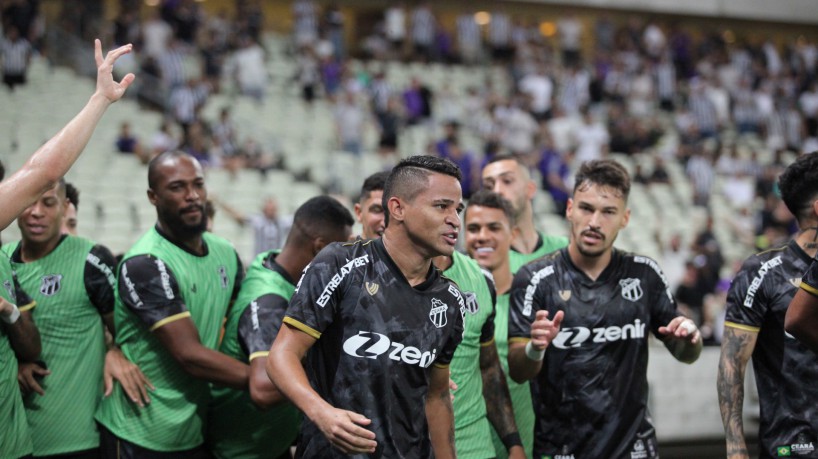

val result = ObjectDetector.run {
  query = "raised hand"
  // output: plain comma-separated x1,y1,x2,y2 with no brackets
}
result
93,39,135,104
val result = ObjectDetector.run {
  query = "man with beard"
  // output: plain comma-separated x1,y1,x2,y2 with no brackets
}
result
481,154,567,273
96,151,246,458
507,159,701,459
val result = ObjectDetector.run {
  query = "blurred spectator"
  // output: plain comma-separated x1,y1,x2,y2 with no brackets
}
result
403,76,433,125
384,2,407,58
150,119,179,159
686,149,715,207
410,2,435,61
322,3,345,60
571,108,610,167
295,45,319,104
230,35,267,103
333,90,367,155
141,9,172,60
115,122,148,164
293,0,319,47
456,11,482,65
215,196,293,256
1,25,31,91
557,11,583,67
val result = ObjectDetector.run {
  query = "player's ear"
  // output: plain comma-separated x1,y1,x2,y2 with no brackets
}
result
147,188,158,206
313,237,328,256
387,196,405,223
622,207,631,229
525,178,537,200
565,198,574,219
353,203,363,223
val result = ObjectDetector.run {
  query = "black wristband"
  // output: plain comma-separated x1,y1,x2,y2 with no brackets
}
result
501,432,523,450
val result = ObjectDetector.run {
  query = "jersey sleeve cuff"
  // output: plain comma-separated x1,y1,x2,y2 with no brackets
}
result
149,311,192,332
17,300,36,312
724,321,760,333
508,337,531,344
249,351,269,362
283,317,322,339
479,337,496,347
433,362,450,369
801,282,818,298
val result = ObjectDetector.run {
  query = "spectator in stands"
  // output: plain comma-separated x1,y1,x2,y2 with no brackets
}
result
150,119,179,159
216,196,293,256
1,25,32,91
557,11,583,67
456,11,481,65
115,121,147,163
403,76,433,125
231,34,267,104
333,90,367,155
410,2,436,61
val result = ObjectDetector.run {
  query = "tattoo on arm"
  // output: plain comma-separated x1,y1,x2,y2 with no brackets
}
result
717,326,756,457
481,344,519,438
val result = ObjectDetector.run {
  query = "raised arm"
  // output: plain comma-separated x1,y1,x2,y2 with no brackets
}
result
0,40,134,230
717,325,757,459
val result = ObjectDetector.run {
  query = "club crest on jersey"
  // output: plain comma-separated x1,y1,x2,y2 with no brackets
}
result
619,278,643,302
40,274,62,296
217,266,229,289
631,439,648,459
559,290,572,301
429,298,448,328
3,280,14,302
790,278,802,288
463,292,479,314
366,282,379,296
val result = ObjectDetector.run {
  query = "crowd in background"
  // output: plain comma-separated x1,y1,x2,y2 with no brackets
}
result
3,0,818,345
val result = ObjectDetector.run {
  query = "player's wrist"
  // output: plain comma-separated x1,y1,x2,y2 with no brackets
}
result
525,341,545,361
1,302,20,324
501,432,523,450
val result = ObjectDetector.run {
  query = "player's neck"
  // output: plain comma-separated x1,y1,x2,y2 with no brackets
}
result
511,214,539,254
491,261,512,294
20,236,61,262
382,232,432,287
432,254,453,271
795,222,818,258
157,222,206,255
275,246,309,282
567,243,612,281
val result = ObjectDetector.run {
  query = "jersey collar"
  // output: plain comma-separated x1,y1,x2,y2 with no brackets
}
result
262,251,296,286
374,238,439,291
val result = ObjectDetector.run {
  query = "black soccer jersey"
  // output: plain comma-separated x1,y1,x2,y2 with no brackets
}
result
284,238,465,459
508,248,679,459
725,241,818,458
803,256,818,298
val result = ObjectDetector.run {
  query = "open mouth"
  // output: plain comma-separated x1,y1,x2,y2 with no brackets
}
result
443,232,458,246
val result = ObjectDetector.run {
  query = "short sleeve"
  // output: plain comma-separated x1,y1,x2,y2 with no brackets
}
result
507,265,541,342
642,259,680,338
283,246,345,339
118,255,188,331
801,258,818,298
231,251,245,302
84,244,118,315
237,293,290,361
724,257,767,332
435,284,466,367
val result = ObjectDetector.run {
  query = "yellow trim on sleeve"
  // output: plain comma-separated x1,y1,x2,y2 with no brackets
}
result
283,317,322,339
249,351,269,362
433,362,450,369
149,311,192,332
508,337,531,344
17,301,36,312
479,337,496,347
801,282,818,297
724,321,760,333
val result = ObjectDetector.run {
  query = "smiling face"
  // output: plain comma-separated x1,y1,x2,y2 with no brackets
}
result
566,181,630,259
19,183,65,247
355,189,385,239
148,155,208,238
393,172,463,258
464,205,513,272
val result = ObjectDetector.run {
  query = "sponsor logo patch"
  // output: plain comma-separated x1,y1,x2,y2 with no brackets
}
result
552,319,646,349
559,290,571,301
342,331,438,368
464,291,479,314
317,255,369,307
365,282,379,296
218,265,229,289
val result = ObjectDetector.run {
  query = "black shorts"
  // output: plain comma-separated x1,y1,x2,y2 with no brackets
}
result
3,73,25,89
98,423,211,459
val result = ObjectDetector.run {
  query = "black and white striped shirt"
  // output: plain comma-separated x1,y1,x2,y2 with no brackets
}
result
1,38,31,75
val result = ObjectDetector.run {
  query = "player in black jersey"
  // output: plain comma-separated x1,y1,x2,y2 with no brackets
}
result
0,40,134,231
268,155,466,458
507,159,701,459
720,152,818,459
